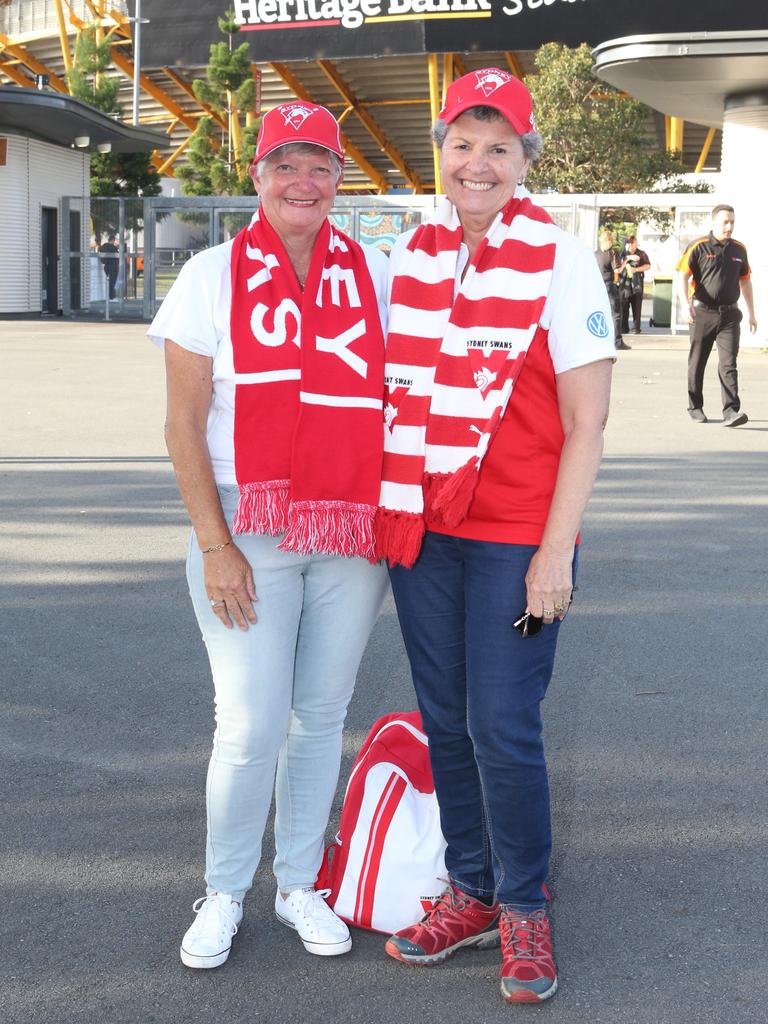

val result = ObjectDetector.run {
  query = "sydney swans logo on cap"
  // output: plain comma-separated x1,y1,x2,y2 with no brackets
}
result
281,103,316,130
474,68,513,98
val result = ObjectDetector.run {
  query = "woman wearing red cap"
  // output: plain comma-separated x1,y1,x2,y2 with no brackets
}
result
376,69,615,1002
149,103,389,968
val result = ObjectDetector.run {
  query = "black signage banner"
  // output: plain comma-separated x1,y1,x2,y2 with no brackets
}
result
141,0,767,67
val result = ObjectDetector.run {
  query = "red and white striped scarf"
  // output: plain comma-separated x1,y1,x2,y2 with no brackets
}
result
229,210,385,558
375,192,557,567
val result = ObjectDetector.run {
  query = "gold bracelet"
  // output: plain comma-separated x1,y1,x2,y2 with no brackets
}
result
201,540,232,555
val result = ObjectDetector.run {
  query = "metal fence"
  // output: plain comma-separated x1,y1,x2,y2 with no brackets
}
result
61,192,719,329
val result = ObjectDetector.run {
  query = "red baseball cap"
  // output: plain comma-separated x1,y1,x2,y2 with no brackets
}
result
253,102,344,164
439,68,536,136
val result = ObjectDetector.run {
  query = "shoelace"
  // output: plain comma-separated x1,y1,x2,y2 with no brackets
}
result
192,894,240,936
421,883,469,923
297,887,335,922
502,909,548,959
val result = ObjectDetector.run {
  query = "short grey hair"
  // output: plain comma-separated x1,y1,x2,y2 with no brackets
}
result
431,106,543,163
254,142,343,181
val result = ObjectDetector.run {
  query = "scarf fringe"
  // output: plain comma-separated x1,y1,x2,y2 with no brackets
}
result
279,501,376,559
424,458,480,528
233,480,290,536
374,507,426,568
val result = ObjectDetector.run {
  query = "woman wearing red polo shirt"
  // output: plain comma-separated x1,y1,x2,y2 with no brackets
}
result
375,69,614,1003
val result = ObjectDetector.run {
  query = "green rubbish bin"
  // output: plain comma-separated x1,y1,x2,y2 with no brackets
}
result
650,277,672,328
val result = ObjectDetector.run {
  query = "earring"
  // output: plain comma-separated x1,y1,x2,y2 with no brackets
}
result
517,178,524,185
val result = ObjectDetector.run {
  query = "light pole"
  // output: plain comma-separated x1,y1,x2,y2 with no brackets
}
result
131,0,150,126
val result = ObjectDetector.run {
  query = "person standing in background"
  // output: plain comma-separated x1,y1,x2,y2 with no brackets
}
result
595,230,628,350
677,204,757,426
619,235,651,335
99,233,119,301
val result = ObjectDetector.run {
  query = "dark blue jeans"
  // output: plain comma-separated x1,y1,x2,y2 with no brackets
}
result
389,532,576,911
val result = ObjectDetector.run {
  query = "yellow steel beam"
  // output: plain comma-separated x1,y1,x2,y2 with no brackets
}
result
156,136,191,176
229,91,245,178
337,181,435,194
694,127,717,173
366,98,430,107
53,0,73,73
322,98,430,110
84,0,103,19
138,113,211,125
0,36,69,92
427,53,442,195
669,115,684,153
338,105,355,127
441,53,453,107
151,149,174,176
453,55,467,78
504,52,524,79
270,62,387,193
111,47,200,133
0,60,35,87
316,59,424,194
108,6,132,38
62,0,86,31
162,67,227,130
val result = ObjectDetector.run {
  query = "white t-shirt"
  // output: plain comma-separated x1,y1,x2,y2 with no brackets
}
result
388,224,617,374
148,236,389,485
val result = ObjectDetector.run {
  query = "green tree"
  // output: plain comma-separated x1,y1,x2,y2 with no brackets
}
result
177,12,260,197
527,43,687,194
66,22,161,234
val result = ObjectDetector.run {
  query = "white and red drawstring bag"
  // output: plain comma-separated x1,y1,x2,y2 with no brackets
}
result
316,710,447,934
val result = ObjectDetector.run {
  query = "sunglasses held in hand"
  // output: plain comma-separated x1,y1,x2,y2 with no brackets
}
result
513,588,577,638
513,611,544,638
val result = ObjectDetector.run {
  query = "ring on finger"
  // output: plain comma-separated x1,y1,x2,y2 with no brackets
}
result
210,598,225,607
544,608,554,617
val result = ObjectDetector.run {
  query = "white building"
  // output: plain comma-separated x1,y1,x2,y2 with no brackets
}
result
0,84,165,315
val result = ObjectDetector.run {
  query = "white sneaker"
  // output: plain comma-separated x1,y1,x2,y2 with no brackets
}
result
275,887,352,956
180,892,243,969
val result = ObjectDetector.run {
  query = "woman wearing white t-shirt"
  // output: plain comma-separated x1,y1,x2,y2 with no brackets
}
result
374,71,615,1003
149,104,388,969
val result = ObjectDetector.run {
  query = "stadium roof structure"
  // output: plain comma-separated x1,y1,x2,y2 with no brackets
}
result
1,1,764,191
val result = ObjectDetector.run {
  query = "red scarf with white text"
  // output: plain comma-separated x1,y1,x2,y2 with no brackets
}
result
229,210,384,558
376,192,557,567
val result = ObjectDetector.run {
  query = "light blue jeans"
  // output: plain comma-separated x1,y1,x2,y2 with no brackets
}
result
186,485,388,903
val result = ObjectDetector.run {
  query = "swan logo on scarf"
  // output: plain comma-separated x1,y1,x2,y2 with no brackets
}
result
474,69,513,98
466,342,513,399
282,104,315,131
383,382,411,432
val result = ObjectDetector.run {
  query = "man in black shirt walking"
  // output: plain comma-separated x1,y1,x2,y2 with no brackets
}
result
677,205,757,426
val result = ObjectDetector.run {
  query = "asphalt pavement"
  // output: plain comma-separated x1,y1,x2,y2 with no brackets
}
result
1,321,767,1024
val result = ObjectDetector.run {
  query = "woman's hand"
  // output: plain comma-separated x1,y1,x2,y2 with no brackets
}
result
524,546,573,625
204,543,258,631
523,359,612,627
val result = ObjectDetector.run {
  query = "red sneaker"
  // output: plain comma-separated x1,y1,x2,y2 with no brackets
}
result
499,908,558,1003
385,884,500,966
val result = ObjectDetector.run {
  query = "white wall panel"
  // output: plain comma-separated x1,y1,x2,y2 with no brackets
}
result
0,135,31,314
